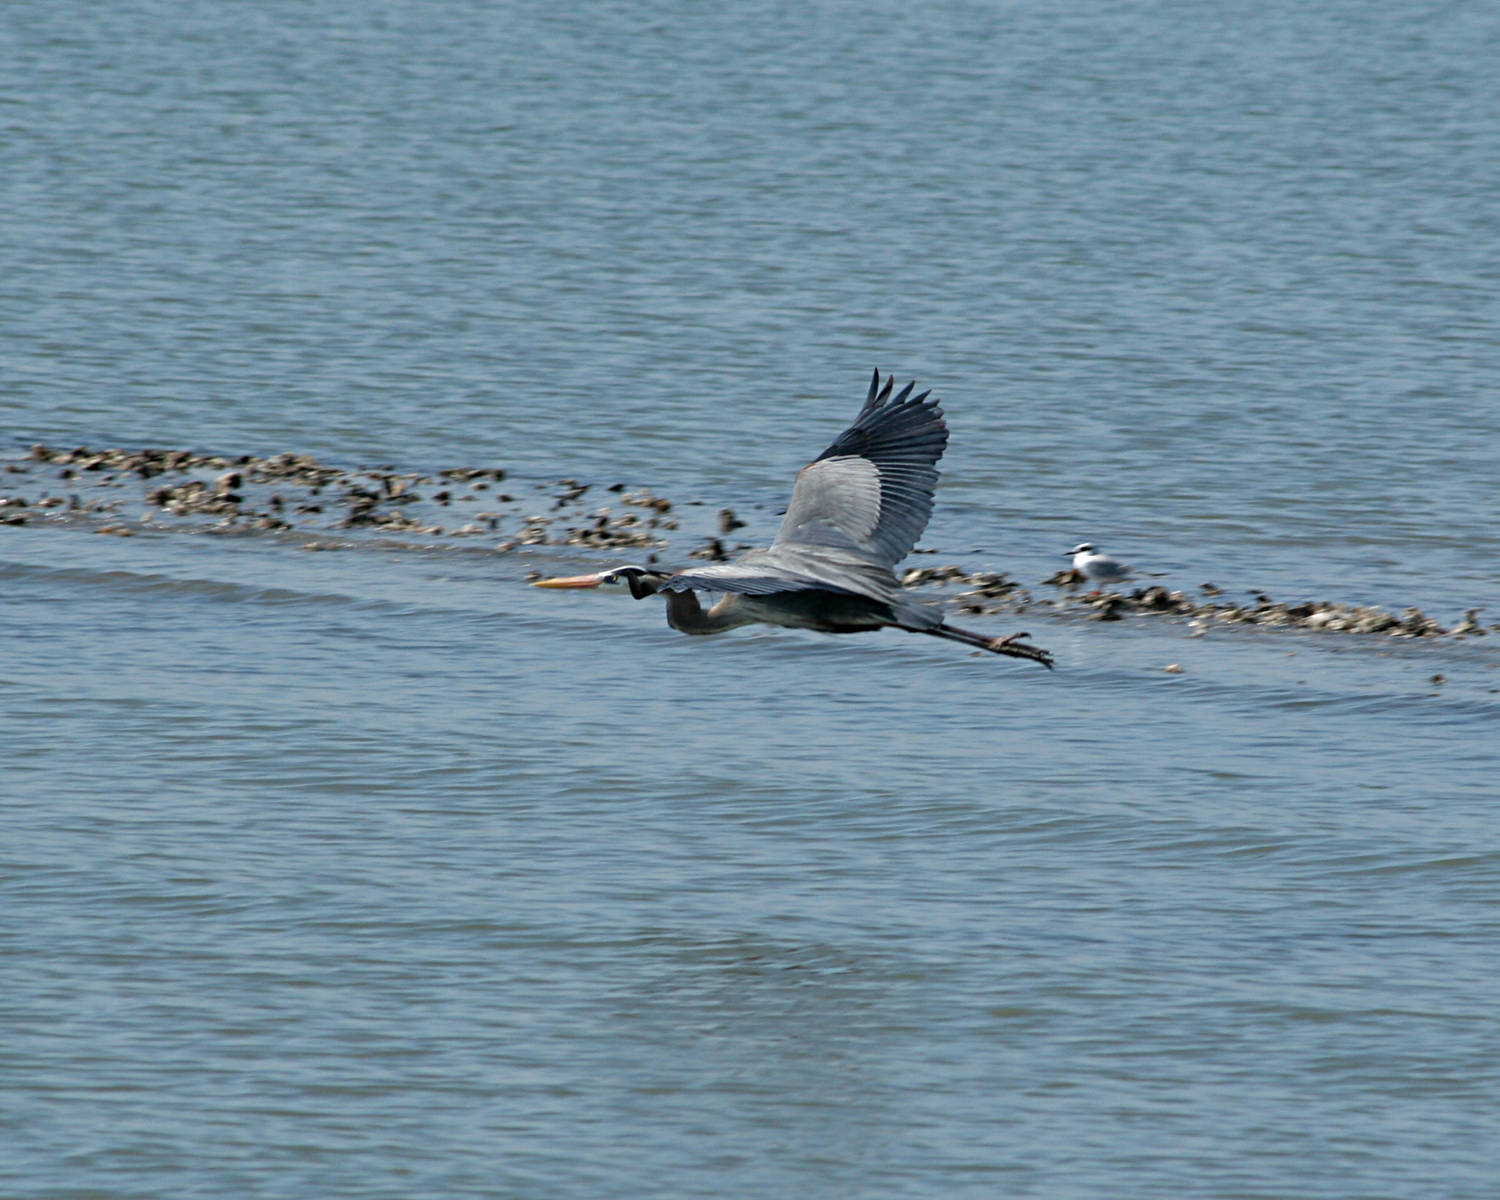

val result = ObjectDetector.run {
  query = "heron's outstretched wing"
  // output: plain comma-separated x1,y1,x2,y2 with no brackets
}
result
662,371,948,602
662,545,901,599
770,369,948,567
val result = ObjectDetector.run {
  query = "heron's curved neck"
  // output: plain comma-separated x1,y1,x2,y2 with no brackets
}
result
662,589,749,635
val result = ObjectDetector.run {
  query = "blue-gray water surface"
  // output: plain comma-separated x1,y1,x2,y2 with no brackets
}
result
3,2,1498,1197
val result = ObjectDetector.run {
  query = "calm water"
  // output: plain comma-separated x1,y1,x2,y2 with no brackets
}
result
4,1,1499,1197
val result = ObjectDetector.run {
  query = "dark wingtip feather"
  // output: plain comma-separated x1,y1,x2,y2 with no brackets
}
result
857,369,894,419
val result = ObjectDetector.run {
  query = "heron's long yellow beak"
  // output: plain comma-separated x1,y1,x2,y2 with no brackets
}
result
530,573,604,589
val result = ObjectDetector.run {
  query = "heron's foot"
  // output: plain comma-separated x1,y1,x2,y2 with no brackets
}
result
987,631,1054,669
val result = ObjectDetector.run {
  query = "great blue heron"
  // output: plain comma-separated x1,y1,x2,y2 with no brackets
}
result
1066,542,1134,591
533,371,1053,668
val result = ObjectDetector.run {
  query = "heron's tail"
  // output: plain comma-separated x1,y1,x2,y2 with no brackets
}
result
922,622,1054,669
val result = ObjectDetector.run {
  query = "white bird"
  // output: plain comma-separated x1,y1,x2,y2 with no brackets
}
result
1067,542,1134,592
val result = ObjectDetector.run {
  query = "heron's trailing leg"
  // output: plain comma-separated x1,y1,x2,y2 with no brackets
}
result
923,622,1054,668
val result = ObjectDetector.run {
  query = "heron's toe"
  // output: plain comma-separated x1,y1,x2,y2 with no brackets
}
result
988,631,1054,669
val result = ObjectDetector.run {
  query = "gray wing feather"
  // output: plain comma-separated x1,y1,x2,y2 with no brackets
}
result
771,369,947,567
663,546,901,600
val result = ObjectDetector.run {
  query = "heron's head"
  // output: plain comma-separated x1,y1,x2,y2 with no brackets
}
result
531,564,671,599
1066,543,1096,557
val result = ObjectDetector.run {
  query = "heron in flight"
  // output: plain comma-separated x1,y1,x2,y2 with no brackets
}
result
533,371,1053,668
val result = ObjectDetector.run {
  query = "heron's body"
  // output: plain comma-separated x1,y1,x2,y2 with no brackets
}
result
534,371,1053,668
665,587,891,636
